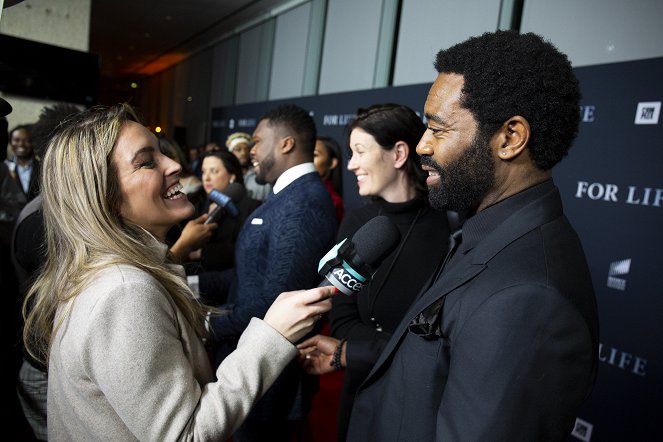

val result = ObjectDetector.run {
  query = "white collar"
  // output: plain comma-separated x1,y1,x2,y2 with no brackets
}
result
272,162,316,194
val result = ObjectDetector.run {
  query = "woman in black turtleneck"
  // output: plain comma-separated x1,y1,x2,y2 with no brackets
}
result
298,104,450,441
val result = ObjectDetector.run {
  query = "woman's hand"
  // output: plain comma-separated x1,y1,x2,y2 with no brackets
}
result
297,334,343,375
263,286,337,344
170,214,217,262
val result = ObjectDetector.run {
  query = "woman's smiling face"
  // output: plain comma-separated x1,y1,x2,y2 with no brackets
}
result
113,121,194,239
347,128,401,200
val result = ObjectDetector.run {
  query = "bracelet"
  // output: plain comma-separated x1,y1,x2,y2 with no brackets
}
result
330,339,346,371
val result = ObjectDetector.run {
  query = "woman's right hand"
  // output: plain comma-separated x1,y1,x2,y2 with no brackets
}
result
263,286,337,344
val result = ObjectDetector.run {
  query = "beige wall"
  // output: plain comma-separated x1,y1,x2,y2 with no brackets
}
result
0,0,91,134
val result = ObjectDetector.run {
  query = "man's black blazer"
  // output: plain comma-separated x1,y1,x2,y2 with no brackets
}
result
347,185,599,442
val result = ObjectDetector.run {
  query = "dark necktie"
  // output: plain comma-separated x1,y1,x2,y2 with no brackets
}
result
408,228,462,338
431,228,463,284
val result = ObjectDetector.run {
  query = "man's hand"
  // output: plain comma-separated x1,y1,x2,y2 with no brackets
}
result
297,334,344,375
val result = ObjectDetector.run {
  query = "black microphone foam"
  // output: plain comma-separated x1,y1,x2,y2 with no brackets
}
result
317,215,401,296
351,215,401,268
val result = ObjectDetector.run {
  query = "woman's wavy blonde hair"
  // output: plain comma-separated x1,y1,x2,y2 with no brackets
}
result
23,103,208,366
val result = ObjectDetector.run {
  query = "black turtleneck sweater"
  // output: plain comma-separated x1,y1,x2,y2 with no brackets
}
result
329,196,450,441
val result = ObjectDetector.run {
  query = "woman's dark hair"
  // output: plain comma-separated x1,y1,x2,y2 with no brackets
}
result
317,136,343,196
434,30,581,170
349,103,427,197
200,149,245,187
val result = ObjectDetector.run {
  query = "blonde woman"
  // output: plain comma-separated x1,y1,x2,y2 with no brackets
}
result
23,104,334,441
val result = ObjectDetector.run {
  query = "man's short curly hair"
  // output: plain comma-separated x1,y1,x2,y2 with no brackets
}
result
434,30,581,170
260,104,317,154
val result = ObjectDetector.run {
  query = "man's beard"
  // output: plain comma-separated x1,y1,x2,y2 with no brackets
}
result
254,150,275,185
423,131,495,214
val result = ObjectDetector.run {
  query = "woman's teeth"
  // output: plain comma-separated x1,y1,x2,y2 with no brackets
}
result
164,182,183,199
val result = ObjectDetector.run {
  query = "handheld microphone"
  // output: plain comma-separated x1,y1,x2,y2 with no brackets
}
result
204,183,243,225
318,215,401,296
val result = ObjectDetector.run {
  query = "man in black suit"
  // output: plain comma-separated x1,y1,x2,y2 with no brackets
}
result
7,124,40,202
346,31,599,441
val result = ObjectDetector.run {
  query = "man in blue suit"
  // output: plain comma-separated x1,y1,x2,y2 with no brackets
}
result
346,31,599,441
211,104,337,441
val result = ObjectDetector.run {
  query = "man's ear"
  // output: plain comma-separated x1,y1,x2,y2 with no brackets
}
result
393,141,409,169
495,115,530,160
280,135,295,154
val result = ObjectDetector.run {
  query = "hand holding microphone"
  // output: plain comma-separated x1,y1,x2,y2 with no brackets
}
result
298,216,401,374
264,286,338,344
204,183,243,225
170,214,218,262
170,183,245,261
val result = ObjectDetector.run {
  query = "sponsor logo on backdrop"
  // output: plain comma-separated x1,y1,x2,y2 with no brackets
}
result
634,101,661,125
572,418,593,441
598,343,647,376
607,259,631,291
580,105,596,122
322,113,356,126
217,118,258,130
575,182,663,207
237,118,257,128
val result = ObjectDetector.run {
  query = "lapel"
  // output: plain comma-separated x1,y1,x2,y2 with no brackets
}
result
27,163,40,199
361,186,564,384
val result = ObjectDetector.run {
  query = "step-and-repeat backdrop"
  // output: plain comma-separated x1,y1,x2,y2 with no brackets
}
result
210,57,663,441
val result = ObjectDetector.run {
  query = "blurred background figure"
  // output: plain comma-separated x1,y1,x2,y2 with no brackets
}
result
187,144,202,178
226,132,252,172
0,99,25,234
205,141,223,152
5,123,40,202
0,95,33,442
315,136,344,223
299,103,451,441
226,131,271,201
185,149,260,272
